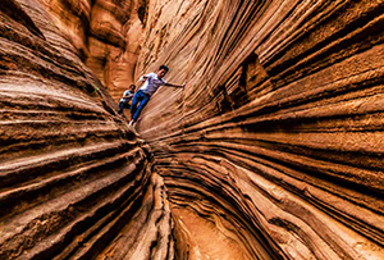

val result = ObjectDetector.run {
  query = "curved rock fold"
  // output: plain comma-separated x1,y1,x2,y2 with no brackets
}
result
1,0,384,259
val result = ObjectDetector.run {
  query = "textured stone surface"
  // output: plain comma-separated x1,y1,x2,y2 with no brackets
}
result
0,1,172,259
136,0,384,259
1,0,384,259
37,0,147,101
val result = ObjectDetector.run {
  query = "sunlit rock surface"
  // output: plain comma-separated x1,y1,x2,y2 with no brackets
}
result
1,0,384,259
0,1,172,259
137,0,384,259
37,0,147,101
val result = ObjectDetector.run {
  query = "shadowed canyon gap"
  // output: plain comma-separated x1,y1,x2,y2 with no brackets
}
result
1,0,384,259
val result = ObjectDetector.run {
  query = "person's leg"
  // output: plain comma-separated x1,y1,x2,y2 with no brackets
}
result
123,102,130,110
118,101,124,114
132,94,150,122
130,91,143,117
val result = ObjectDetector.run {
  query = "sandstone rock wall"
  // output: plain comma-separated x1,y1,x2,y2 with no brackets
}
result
136,0,384,259
37,0,146,101
0,1,172,259
2,0,384,259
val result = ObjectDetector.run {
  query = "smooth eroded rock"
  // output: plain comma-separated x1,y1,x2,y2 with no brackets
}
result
136,0,384,259
0,1,173,259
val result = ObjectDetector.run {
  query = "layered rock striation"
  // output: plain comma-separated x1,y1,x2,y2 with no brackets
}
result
1,0,384,259
37,0,147,100
0,1,172,259
136,0,384,259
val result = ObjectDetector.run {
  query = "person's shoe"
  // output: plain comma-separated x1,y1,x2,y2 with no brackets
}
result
128,120,139,135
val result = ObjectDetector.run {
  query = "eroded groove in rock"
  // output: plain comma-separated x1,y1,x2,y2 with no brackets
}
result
0,1,173,259
36,0,145,101
2,0,384,259
135,0,384,259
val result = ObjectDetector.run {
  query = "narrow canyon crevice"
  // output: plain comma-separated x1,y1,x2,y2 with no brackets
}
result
1,0,384,259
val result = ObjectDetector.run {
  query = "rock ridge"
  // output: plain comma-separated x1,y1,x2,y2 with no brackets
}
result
1,0,384,259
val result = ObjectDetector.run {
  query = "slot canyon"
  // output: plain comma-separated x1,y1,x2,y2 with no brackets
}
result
1,0,384,259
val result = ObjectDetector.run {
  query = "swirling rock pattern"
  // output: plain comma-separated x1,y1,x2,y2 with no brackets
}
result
136,0,384,259
2,0,384,259
37,0,146,101
0,1,172,259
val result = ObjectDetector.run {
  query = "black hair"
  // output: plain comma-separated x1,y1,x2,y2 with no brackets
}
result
129,84,136,88
159,65,169,72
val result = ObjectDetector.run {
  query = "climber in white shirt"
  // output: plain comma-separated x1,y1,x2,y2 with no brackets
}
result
129,65,185,127
117,84,135,114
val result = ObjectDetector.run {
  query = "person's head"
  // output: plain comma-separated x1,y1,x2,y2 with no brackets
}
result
129,84,136,91
157,65,169,79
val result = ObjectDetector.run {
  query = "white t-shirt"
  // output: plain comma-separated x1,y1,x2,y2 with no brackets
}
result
139,73,166,96
120,90,133,103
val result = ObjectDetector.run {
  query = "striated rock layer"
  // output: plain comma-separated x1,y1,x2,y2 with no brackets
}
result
37,0,147,101
0,1,173,259
2,0,384,259
136,0,384,259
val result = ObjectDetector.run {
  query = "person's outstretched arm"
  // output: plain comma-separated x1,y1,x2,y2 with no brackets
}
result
165,81,186,88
